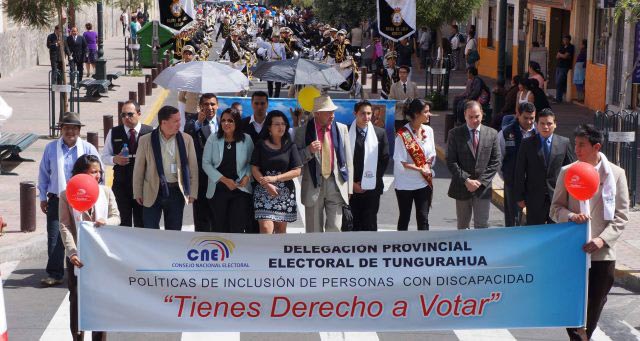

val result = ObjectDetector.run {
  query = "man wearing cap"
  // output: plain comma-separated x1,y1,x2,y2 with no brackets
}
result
325,30,350,64
295,95,354,233
178,45,200,131
216,16,232,42
220,30,243,63
38,113,101,286
280,27,304,59
389,65,419,130
133,105,198,230
102,100,153,227
256,31,286,97
379,51,400,100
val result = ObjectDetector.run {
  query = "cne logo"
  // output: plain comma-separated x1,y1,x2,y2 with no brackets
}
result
187,236,235,262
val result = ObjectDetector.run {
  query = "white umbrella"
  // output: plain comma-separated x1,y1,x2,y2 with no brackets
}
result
154,61,250,93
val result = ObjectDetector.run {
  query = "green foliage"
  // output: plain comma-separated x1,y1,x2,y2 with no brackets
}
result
1,0,98,29
314,0,375,27
416,0,484,29
614,0,640,22
425,91,448,110
113,0,153,12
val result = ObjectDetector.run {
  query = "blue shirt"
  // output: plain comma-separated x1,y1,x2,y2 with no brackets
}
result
38,139,101,201
539,133,553,151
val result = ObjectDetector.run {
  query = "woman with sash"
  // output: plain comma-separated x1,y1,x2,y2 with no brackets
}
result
59,154,120,340
393,99,436,231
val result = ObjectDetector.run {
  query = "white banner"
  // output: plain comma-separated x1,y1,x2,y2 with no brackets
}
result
78,223,587,332
377,0,416,42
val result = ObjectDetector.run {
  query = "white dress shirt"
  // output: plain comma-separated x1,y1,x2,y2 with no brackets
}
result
102,122,142,165
393,123,436,190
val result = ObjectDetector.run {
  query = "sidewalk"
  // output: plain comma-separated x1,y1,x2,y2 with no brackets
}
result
362,62,640,291
0,36,166,264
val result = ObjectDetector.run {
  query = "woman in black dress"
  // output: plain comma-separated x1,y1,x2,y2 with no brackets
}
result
251,110,302,234
202,108,254,233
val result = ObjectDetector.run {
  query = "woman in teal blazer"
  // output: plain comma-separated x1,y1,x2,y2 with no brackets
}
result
202,108,254,233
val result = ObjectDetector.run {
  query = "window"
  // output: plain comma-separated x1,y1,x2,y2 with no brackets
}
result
487,6,496,48
593,8,612,65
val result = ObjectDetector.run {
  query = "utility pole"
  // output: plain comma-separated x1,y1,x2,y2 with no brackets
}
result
95,0,107,80
493,0,508,117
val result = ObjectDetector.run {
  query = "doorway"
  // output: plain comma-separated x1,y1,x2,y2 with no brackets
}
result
547,8,571,89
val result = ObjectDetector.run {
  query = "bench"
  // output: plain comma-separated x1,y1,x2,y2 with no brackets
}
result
0,132,39,175
106,71,123,87
77,79,111,97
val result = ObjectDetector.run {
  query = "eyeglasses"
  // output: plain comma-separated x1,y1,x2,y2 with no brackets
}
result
120,112,136,118
221,119,235,124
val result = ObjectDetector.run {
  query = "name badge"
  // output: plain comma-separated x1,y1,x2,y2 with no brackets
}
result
170,163,178,174
505,141,516,147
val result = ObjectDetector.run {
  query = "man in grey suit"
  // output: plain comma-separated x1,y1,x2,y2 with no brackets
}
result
446,100,501,229
514,108,575,225
184,93,219,232
295,95,354,233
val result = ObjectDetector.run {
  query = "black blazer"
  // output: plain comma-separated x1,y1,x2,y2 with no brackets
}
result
513,133,575,212
351,125,390,194
446,124,501,200
240,116,260,143
65,35,87,61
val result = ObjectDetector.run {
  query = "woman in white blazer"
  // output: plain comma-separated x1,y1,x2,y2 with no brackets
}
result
202,108,254,233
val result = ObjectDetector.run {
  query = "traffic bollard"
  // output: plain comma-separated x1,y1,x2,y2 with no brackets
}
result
138,82,146,105
87,132,99,151
152,68,159,88
360,67,367,86
103,115,113,142
145,75,152,95
20,181,36,232
371,72,378,94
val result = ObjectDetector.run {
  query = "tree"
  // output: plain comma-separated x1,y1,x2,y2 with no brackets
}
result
2,0,97,114
416,0,484,29
313,0,375,28
614,0,640,22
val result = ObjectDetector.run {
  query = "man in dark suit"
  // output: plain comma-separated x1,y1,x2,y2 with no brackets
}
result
514,108,575,225
498,102,537,227
348,100,390,231
102,100,153,227
446,100,501,229
47,26,63,84
65,26,87,84
241,91,269,143
184,93,219,232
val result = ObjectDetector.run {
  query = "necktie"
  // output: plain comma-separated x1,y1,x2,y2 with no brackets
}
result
543,137,551,166
321,126,332,179
129,128,137,154
359,128,366,139
471,129,478,154
403,83,407,94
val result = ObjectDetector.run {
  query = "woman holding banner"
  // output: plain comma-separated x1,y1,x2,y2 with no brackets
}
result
251,110,302,234
393,99,436,231
59,154,120,341
202,108,254,233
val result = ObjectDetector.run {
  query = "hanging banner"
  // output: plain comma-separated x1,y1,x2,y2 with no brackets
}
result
159,0,194,31
216,96,398,153
78,223,588,332
377,0,416,42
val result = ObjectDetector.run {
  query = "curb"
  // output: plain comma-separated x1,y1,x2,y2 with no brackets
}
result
0,232,47,264
434,142,640,292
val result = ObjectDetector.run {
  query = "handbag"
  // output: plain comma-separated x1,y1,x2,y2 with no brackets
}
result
341,204,354,232
467,49,480,64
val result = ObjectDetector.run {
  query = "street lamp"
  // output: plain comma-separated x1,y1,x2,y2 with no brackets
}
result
95,0,107,80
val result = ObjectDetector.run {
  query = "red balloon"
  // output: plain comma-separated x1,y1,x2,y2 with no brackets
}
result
564,162,600,201
66,174,99,212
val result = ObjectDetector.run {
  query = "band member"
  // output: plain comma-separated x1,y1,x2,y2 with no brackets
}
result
219,30,243,63
256,30,286,97
379,51,400,100
279,27,304,59
216,16,231,42
326,29,350,64
102,100,153,227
